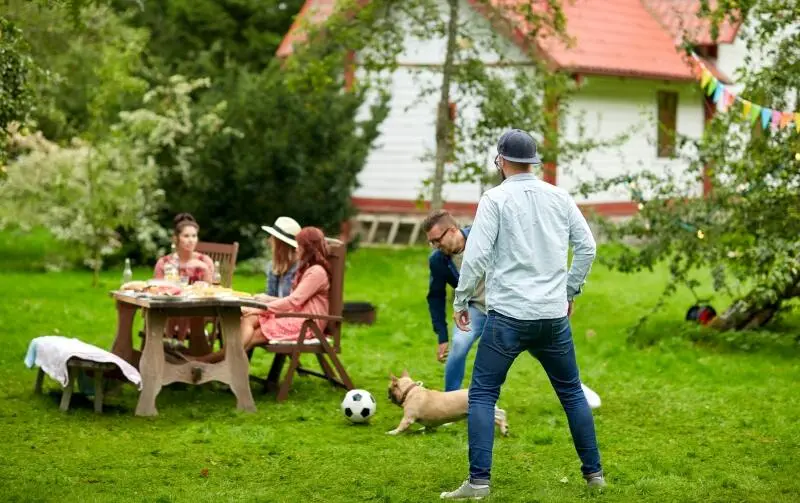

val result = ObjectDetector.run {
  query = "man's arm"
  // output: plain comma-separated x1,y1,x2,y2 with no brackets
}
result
426,254,449,344
566,198,597,301
454,195,499,312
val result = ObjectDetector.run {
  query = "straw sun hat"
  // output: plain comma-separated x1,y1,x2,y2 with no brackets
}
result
261,216,301,248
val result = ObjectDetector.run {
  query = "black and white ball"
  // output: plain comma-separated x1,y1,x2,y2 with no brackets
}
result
341,389,376,423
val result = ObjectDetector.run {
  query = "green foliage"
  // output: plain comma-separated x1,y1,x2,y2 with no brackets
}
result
110,0,417,259
0,16,35,162
3,1,149,141
0,76,233,284
157,66,389,258
579,0,800,330
113,0,305,76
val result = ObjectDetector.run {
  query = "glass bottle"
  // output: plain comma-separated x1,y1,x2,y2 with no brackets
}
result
212,260,222,286
122,258,133,285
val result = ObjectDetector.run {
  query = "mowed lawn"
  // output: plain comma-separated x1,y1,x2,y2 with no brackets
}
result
1,230,799,502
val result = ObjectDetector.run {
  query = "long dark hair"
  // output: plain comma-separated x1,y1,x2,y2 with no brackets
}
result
173,212,199,236
292,227,330,289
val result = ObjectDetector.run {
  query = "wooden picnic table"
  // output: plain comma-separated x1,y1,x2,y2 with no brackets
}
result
109,292,268,416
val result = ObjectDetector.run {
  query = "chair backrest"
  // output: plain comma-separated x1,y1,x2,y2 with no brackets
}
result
196,241,239,288
325,240,346,350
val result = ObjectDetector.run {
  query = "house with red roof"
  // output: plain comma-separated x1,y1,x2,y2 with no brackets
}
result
278,0,745,223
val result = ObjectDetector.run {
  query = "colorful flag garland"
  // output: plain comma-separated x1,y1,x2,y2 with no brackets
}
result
689,52,799,132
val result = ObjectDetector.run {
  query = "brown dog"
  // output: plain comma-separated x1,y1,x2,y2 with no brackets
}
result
387,370,509,436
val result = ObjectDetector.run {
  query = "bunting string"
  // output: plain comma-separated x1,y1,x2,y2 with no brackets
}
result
689,51,799,133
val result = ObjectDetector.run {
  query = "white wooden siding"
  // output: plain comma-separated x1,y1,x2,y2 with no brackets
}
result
560,77,705,203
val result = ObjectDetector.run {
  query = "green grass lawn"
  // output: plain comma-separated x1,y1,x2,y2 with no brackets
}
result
1,232,799,502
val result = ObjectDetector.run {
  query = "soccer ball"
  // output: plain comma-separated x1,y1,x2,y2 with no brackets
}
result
341,389,376,423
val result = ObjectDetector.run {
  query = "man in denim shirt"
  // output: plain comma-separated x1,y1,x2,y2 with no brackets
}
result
424,210,487,392
441,129,604,500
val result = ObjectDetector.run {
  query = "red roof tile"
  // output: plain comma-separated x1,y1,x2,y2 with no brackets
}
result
278,0,741,82
276,0,337,58
641,0,740,45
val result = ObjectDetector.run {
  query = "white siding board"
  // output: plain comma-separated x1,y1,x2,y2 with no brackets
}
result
396,0,529,66
560,77,705,203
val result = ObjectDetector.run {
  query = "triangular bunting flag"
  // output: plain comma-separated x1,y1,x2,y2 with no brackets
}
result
780,111,792,129
712,84,724,104
691,50,798,131
727,90,736,106
771,110,781,129
750,104,761,124
722,89,735,111
700,69,712,88
706,78,718,96
761,107,771,129
742,100,752,118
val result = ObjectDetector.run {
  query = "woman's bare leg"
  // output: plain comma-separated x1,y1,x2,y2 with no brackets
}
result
191,314,261,363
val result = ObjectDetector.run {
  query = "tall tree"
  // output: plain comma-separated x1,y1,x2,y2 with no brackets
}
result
431,0,459,210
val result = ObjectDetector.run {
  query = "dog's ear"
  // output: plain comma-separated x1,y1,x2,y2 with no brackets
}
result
401,369,409,377
389,373,397,382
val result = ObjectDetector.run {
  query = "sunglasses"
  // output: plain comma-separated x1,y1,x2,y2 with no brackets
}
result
428,227,452,248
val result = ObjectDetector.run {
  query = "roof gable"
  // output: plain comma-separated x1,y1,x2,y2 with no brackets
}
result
277,0,742,82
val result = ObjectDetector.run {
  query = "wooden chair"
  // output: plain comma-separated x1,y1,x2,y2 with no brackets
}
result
251,240,355,401
196,241,239,287
194,241,240,350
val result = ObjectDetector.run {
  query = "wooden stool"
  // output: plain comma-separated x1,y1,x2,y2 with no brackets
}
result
34,358,119,413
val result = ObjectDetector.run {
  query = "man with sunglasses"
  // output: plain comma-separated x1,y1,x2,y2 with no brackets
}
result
440,129,604,500
422,209,487,392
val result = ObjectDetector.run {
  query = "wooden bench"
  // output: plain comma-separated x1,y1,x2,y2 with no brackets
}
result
34,358,119,413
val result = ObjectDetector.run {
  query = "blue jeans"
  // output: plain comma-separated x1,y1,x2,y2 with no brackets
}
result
445,306,487,392
467,310,602,484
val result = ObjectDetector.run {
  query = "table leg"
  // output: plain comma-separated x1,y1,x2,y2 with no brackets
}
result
34,368,45,394
111,301,138,365
135,310,167,417
188,317,211,356
219,308,256,412
59,367,76,412
93,370,104,414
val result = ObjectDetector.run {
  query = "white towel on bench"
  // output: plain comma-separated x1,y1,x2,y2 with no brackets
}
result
25,336,142,389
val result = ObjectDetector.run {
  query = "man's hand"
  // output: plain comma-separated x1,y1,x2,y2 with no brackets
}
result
437,342,449,363
454,309,471,332
567,300,574,318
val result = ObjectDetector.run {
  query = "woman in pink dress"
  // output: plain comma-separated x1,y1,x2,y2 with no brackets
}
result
153,213,215,341
153,213,215,284
191,227,331,364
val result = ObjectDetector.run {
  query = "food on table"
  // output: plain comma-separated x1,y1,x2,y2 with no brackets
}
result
120,280,148,292
183,283,252,298
119,280,183,297
119,279,251,299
